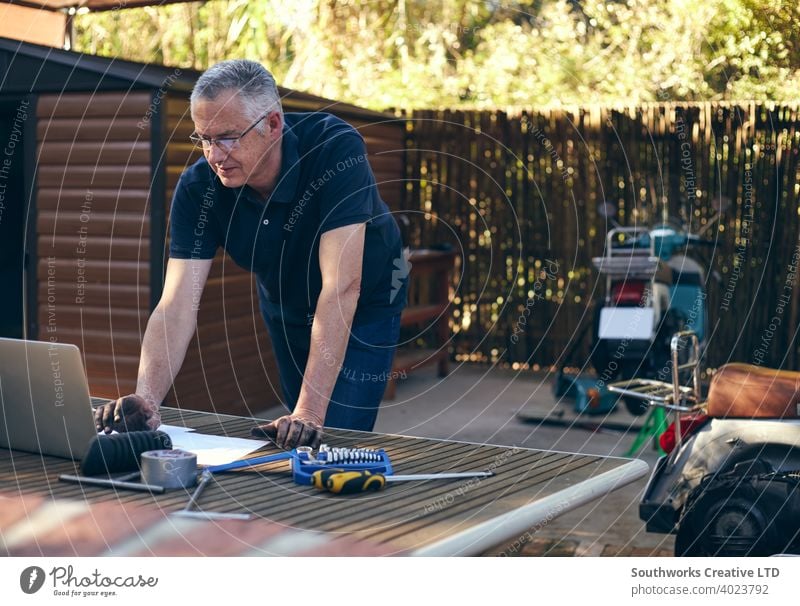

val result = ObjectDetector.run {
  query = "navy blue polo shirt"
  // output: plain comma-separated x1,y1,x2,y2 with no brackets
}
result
168,112,407,325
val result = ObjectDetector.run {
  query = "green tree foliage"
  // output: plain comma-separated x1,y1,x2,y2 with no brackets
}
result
74,0,800,109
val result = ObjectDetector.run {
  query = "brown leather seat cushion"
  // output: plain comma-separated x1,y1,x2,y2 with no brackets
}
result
707,363,800,418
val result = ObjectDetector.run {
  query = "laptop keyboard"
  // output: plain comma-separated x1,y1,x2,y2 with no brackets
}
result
90,396,113,408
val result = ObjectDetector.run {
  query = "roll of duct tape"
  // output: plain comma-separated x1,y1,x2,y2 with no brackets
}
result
140,449,197,489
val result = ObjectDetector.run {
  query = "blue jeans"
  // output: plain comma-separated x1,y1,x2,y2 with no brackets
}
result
261,305,401,431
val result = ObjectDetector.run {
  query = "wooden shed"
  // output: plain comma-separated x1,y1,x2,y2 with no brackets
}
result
0,37,406,415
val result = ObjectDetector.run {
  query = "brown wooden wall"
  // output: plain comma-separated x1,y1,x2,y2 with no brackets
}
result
35,92,153,397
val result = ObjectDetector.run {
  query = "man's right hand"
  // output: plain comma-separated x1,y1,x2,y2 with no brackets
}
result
94,394,161,434
251,413,323,450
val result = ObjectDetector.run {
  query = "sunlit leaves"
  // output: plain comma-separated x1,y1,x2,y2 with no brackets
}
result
73,0,800,109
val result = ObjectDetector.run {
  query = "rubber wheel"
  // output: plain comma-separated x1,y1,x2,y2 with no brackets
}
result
675,497,767,556
674,470,800,557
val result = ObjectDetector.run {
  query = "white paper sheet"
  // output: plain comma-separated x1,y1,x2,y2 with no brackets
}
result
156,424,197,435
99,424,197,437
166,431,268,466
98,425,263,466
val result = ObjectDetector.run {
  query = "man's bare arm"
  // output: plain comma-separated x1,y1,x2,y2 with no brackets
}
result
252,223,365,448
95,258,213,432
295,223,365,423
135,258,213,406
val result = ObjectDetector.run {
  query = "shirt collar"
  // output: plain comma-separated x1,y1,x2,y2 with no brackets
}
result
232,121,301,205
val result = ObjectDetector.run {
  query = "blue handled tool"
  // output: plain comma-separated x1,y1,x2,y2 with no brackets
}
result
204,444,393,485
205,451,294,474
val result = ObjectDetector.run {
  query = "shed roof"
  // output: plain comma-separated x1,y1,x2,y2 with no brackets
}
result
10,0,195,12
0,35,199,93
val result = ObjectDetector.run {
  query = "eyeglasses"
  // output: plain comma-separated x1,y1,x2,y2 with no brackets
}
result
189,112,270,153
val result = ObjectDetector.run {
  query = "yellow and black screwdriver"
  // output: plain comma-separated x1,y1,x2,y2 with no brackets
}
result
311,468,494,494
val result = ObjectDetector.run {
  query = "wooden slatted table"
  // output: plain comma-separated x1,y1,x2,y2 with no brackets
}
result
0,407,649,556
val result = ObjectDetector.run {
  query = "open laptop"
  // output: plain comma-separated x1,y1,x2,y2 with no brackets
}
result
0,337,112,460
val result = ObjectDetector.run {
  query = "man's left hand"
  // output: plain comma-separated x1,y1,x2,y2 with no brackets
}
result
251,413,323,450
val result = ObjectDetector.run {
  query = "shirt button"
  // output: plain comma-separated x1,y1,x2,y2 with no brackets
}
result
262,219,269,225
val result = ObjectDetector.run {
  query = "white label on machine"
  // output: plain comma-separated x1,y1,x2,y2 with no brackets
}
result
598,307,655,340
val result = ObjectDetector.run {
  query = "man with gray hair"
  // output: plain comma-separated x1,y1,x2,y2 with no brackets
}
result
95,60,407,449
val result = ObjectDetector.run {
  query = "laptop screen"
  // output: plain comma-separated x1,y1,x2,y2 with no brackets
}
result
0,338,101,460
